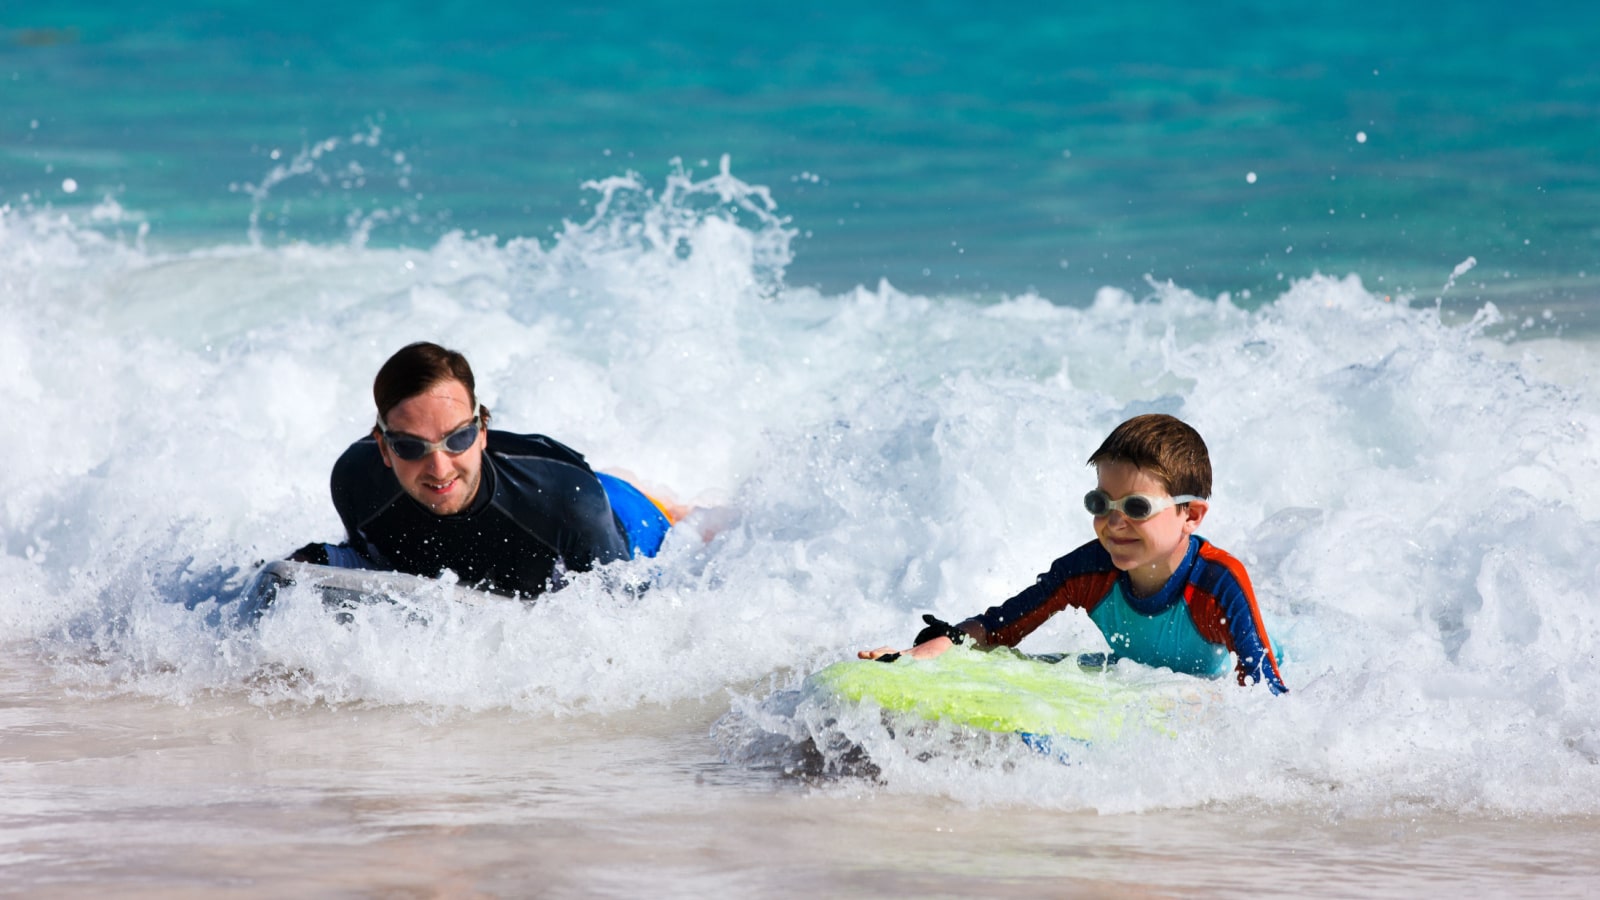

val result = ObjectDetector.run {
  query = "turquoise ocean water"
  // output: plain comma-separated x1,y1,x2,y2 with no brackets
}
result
4,3,1600,895
6,1,1596,314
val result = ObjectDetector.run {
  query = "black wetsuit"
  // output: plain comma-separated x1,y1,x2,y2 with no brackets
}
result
327,431,630,598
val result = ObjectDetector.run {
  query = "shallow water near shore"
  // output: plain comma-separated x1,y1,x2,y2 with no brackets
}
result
7,656,1600,899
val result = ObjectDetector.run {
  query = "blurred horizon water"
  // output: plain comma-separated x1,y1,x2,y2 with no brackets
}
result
4,1,1596,324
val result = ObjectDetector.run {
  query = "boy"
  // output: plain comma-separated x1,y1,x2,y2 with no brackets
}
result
860,414,1287,694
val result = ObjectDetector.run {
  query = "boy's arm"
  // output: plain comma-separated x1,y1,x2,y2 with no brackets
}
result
858,619,988,661
1191,544,1289,694
968,542,1115,647
859,542,1110,660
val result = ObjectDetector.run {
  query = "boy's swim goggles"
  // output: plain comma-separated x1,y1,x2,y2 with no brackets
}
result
1083,489,1200,521
377,414,482,461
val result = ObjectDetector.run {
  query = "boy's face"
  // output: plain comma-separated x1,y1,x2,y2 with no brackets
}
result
1092,460,1208,592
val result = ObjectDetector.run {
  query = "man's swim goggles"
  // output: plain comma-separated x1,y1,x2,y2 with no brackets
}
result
1083,489,1201,521
377,411,483,461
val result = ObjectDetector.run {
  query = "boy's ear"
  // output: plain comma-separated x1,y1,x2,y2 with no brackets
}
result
1181,499,1209,533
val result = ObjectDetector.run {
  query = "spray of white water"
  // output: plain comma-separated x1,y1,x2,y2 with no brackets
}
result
3,157,1598,815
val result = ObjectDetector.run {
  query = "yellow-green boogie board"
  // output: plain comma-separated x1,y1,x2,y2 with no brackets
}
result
807,648,1212,744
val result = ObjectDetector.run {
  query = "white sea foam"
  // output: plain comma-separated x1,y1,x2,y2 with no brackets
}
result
2,165,1598,815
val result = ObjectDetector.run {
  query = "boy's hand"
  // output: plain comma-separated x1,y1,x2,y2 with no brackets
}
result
858,646,897,660
857,617,986,661
856,635,956,661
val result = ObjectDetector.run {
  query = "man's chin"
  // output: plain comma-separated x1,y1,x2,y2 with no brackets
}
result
411,482,472,515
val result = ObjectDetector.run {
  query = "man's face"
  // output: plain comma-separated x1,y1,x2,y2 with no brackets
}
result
375,378,486,516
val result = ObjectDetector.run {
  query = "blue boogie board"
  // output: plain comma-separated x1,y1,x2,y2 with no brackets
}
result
596,472,673,559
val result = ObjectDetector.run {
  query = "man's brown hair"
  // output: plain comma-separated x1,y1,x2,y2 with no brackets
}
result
372,341,485,425
1087,414,1212,498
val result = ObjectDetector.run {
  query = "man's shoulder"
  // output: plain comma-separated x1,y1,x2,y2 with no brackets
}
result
483,431,612,519
333,435,381,466
331,436,389,490
485,430,591,470
481,431,626,555
329,436,402,519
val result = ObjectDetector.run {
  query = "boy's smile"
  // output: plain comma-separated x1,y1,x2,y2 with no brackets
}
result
1092,460,1208,597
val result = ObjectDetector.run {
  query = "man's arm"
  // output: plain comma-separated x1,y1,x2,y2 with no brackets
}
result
327,437,396,569
281,438,389,569
489,434,632,573
286,541,373,569
554,482,632,572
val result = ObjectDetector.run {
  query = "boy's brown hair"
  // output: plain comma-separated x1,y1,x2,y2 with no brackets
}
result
1087,414,1212,498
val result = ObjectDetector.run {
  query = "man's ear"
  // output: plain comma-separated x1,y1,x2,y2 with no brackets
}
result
373,428,395,469
1181,498,1209,533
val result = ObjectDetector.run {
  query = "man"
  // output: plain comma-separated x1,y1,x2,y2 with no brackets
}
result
290,341,670,598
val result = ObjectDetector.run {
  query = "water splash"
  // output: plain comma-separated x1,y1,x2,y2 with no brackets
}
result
2,175,1599,814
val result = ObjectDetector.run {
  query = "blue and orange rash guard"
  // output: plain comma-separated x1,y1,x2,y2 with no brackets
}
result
968,536,1288,694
